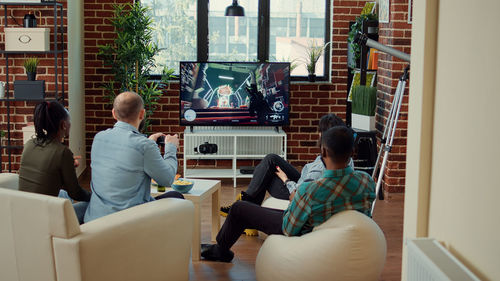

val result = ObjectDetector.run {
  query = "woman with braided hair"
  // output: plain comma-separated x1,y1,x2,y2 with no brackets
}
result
19,101,90,224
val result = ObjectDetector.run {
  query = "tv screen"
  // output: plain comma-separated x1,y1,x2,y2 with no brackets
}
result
180,62,290,126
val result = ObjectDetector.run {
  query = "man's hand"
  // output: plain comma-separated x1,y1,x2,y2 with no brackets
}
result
289,190,296,201
275,166,288,183
73,155,81,168
148,133,165,142
165,134,180,149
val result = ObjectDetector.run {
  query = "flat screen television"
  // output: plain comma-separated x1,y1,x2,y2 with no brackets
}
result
179,61,290,126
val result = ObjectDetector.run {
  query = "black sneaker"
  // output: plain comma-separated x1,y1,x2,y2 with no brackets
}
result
220,192,244,217
201,244,234,263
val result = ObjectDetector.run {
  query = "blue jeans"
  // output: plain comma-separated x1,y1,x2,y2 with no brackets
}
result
58,190,89,224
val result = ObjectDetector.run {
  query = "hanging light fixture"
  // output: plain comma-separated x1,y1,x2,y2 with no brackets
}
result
225,0,245,16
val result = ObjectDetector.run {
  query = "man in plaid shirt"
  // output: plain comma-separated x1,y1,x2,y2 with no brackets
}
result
201,126,376,262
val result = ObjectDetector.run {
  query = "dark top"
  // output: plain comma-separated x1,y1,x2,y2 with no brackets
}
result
19,138,90,202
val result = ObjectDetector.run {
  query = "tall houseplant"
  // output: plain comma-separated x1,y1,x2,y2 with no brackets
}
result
98,2,173,133
351,85,377,131
348,13,377,68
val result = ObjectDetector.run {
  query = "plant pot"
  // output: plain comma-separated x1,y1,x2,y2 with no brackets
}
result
308,74,316,82
27,72,36,81
351,113,376,131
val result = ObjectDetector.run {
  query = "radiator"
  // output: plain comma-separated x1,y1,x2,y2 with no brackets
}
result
407,238,481,281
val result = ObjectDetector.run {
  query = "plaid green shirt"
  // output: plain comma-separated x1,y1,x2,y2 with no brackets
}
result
282,166,376,236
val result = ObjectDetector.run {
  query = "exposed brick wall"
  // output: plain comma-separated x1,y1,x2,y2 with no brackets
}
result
2,0,411,196
82,0,369,170
376,0,412,193
0,2,68,172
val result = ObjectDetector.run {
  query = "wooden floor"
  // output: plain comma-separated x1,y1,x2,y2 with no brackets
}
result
80,175,404,281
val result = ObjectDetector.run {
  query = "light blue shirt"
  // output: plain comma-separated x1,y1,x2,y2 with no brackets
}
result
84,121,177,222
285,156,354,193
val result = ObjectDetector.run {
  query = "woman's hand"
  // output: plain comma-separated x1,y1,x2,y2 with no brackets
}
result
73,155,81,168
275,166,288,183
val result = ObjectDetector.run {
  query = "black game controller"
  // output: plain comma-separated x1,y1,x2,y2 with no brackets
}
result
156,135,165,146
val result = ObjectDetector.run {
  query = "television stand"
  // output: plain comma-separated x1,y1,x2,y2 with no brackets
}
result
183,127,287,187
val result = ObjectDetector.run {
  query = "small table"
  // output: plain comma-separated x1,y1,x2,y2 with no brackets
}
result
152,178,221,261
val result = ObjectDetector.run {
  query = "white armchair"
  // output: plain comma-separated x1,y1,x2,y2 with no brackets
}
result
256,210,387,281
0,172,19,190
0,188,194,281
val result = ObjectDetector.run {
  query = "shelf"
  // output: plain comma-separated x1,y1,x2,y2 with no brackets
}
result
0,50,63,55
185,154,234,159
184,169,254,179
0,98,58,102
0,145,23,149
0,2,62,6
185,128,286,136
185,154,285,159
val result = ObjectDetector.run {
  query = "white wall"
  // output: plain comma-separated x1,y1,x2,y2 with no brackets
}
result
403,0,500,280
67,0,86,176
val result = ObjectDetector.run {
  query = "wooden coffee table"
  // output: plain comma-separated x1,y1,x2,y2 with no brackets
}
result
152,178,221,261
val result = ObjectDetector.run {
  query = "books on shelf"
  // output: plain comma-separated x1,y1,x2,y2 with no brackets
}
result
367,48,379,70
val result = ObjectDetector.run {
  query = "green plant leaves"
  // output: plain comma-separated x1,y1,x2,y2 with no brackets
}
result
352,85,377,116
99,1,174,133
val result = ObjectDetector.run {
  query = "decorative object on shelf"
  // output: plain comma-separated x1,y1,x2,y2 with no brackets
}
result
23,57,40,81
5,27,50,52
348,70,377,102
379,0,390,23
351,86,377,131
361,2,377,15
303,40,330,82
225,0,245,17
347,13,378,68
14,80,45,100
0,81,5,99
23,11,40,28
98,2,173,133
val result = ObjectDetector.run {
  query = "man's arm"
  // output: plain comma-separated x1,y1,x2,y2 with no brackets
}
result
144,139,177,187
282,183,312,236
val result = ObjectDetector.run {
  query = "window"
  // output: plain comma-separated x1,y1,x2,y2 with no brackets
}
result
144,0,331,80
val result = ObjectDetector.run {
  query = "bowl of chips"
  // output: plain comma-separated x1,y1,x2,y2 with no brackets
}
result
171,178,194,193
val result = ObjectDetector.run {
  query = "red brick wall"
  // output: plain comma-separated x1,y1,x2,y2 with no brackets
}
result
0,2,68,172
2,0,411,196
376,0,412,193
82,0,371,170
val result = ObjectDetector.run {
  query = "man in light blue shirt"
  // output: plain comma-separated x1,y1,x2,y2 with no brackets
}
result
84,91,183,222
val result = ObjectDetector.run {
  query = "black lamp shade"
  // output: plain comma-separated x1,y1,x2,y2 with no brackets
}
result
225,0,245,16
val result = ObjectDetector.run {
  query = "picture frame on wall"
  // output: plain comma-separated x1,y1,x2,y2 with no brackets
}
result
379,0,390,23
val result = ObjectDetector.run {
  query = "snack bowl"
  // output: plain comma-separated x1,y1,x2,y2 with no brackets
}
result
171,178,194,193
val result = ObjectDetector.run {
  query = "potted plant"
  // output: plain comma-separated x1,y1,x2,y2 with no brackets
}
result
351,85,377,131
304,41,330,82
347,13,377,68
23,57,40,81
98,2,173,133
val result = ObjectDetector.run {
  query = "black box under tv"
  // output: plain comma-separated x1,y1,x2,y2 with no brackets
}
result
14,80,45,100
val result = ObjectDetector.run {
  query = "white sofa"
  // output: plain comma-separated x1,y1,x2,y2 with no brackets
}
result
256,198,387,281
0,172,19,190
0,187,194,281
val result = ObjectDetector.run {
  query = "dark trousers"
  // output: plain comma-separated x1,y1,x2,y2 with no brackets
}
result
216,201,284,251
245,154,301,204
154,191,184,200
